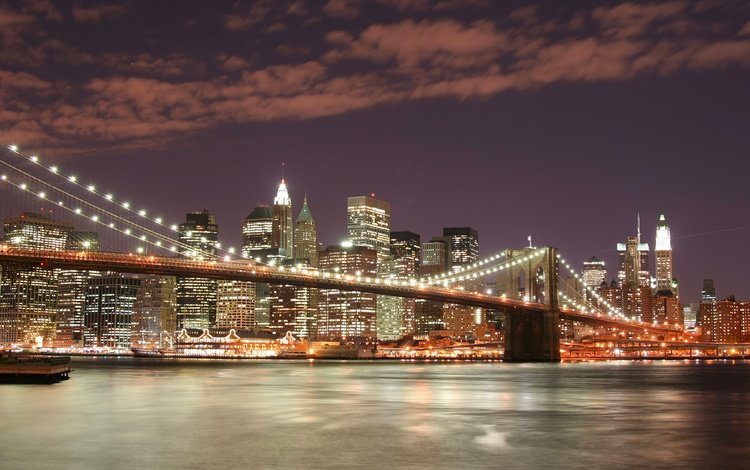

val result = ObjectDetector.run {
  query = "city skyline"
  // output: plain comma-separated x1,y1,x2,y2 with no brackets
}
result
2,1,747,303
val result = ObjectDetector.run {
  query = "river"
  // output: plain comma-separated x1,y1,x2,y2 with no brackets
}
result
1,358,749,469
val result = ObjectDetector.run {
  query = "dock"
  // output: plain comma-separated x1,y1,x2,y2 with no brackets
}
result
0,354,72,383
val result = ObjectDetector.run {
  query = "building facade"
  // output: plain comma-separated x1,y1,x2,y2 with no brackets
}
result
176,211,219,329
132,275,177,347
83,275,140,348
272,179,293,258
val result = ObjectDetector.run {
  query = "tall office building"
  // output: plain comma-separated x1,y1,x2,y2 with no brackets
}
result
83,275,140,348
316,244,378,340
617,216,649,287
421,238,449,272
272,179,293,259
269,259,315,338
176,211,218,329
0,213,73,345
242,207,274,259
347,195,391,258
56,231,101,346
347,195,393,340
698,279,716,328
654,214,675,293
443,227,479,272
293,196,317,267
384,231,420,338
132,275,176,346
216,280,255,330
242,206,275,328
582,257,607,291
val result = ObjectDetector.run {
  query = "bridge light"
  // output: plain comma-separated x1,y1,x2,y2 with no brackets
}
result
74,208,81,214
140,235,146,241
138,209,147,217
170,246,177,252
124,229,131,235
19,183,27,190
58,201,64,206
137,247,144,253
105,193,113,200
91,215,98,222
155,217,162,224
122,202,130,209
29,155,39,163
38,191,45,199
9,144,18,152
87,185,95,192
0,175,5,180
223,255,231,262
69,175,77,182
170,224,178,231
155,241,162,247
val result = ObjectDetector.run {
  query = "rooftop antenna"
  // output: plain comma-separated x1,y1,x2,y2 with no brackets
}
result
527,235,533,248
637,212,641,244
281,162,285,183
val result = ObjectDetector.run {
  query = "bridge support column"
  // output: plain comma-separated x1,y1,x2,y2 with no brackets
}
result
504,309,560,362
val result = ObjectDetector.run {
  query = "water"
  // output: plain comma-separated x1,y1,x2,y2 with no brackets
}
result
1,359,749,469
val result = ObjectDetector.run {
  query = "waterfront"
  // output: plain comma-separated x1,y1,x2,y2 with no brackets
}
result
1,360,749,469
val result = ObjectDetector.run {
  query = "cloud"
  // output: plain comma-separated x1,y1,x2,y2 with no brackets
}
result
323,0,363,19
72,3,127,23
1,1,749,155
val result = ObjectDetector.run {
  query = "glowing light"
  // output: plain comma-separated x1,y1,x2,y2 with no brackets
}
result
122,202,130,209
69,175,77,182
138,209,147,217
50,166,58,173
87,185,96,192
37,191,45,199
74,208,82,214
19,183,27,190
9,144,18,152
30,155,38,163
105,193,113,200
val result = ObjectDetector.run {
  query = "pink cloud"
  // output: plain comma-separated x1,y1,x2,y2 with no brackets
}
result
72,3,127,23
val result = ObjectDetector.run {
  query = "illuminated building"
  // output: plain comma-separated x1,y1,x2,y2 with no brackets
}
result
653,290,682,326
272,178,293,259
443,227,479,272
176,211,218,329
705,297,741,343
216,280,255,330
683,303,698,330
242,207,273,257
421,238,449,271
316,244,377,340
698,279,716,327
347,195,391,258
83,275,140,348
582,256,606,300
0,212,73,345
622,285,654,322
386,232,420,337
56,231,101,346
269,259,315,338
133,275,176,346
347,195,392,340
242,206,274,327
599,280,623,314
617,215,649,287
654,214,675,293
174,328,305,358
293,196,317,267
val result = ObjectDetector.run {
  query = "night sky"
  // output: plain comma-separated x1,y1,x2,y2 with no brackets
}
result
1,0,749,302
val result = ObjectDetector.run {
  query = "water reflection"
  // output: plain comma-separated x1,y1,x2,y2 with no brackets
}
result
1,359,749,469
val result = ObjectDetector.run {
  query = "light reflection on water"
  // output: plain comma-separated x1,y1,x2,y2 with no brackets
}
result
1,359,749,469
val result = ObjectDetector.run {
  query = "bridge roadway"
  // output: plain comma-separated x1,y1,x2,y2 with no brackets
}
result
0,246,680,335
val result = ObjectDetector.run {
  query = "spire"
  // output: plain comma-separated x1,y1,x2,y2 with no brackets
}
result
637,212,641,243
274,166,291,206
296,195,314,223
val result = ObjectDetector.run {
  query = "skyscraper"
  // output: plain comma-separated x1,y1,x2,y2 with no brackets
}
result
443,227,479,272
0,212,73,345
421,238,449,273
242,206,275,328
56,231,101,346
272,178,293,259
654,214,674,293
347,195,391,259
83,274,140,348
617,215,649,287
386,231,421,337
582,256,607,291
176,210,218,329
316,244,378,340
293,196,317,267
242,206,273,259
216,280,255,330
132,275,176,347
698,279,717,328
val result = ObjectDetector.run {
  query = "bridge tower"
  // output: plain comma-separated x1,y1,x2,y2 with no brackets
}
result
501,246,560,362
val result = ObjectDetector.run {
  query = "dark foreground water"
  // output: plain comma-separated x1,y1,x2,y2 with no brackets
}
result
2,359,749,470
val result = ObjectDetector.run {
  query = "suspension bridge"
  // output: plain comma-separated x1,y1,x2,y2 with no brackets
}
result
0,144,688,362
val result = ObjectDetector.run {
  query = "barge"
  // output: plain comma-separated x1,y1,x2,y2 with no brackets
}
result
0,353,71,383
